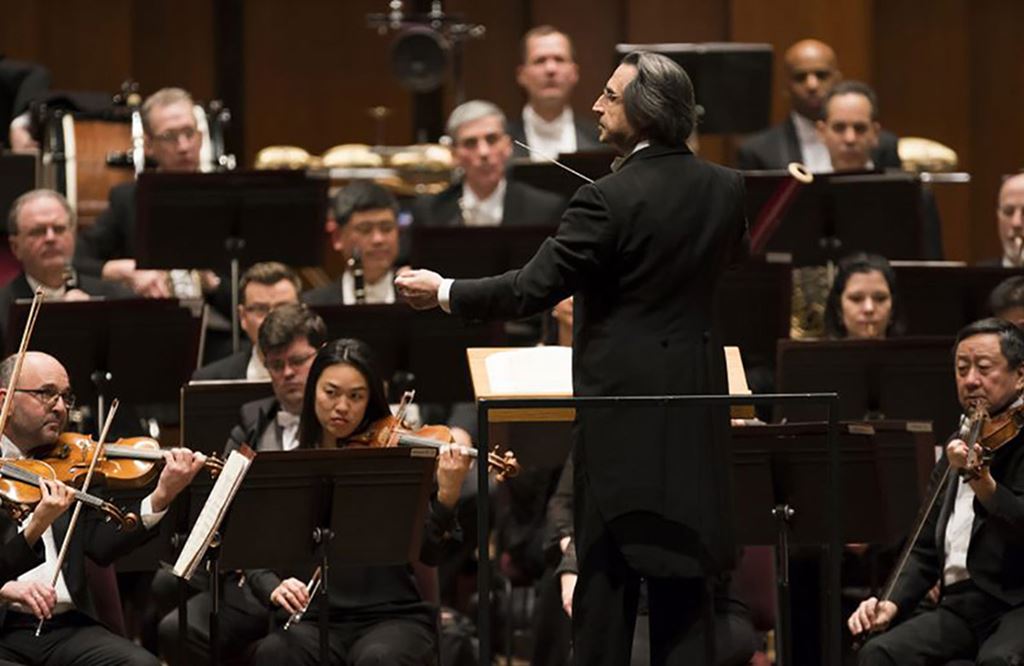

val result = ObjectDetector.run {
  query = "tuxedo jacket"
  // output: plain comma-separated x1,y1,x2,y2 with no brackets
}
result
0,497,155,627
448,144,747,573
735,115,902,171
410,180,566,229
0,272,132,353
889,427,1024,620
192,346,251,381
74,181,136,278
506,112,605,159
224,396,299,454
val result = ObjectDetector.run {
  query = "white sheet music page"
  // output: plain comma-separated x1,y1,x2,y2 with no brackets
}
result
484,346,572,395
171,446,256,580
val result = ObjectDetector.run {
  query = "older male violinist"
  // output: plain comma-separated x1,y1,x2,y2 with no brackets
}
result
849,318,1024,664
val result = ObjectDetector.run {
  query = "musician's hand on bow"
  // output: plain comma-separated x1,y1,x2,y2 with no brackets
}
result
270,577,310,615
0,581,57,620
150,448,208,513
848,597,897,636
394,269,442,310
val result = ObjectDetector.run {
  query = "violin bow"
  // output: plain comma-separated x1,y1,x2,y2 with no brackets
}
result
386,390,417,446
0,288,45,438
36,399,120,636
513,140,595,184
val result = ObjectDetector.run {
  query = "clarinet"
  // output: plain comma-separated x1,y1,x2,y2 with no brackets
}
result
348,247,366,305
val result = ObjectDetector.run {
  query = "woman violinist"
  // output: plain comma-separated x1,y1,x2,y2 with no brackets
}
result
246,338,473,666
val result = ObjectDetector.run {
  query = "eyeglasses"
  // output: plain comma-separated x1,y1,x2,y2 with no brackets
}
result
152,126,200,144
16,387,76,410
265,350,318,374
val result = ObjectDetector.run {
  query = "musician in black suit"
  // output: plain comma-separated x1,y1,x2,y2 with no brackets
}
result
0,189,131,348
411,100,566,229
158,303,326,665
192,262,301,381
982,173,1024,268
0,351,207,666
736,39,901,172
850,318,1024,664
398,51,747,665
507,26,603,160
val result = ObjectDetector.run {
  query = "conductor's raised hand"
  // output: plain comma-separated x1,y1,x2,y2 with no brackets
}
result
847,596,897,636
151,448,208,513
394,269,443,310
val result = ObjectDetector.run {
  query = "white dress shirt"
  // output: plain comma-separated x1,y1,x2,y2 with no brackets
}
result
246,349,269,381
523,105,578,161
342,269,395,305
25,274,67,301
459,179,507,227
791,112,832,173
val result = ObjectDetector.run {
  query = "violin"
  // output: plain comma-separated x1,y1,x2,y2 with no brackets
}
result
36,433,224,489
0,458,138,530
349,414,520,481
959,400,1024,479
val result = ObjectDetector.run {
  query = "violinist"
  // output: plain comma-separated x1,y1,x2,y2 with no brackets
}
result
0,190,131,346
0,351,207,666
158,303,327,665
849,318,1024,664
302,181,401,306
246,338,472,666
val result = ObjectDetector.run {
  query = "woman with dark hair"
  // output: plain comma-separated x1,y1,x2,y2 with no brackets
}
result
824,253,903,339
247,338,472,666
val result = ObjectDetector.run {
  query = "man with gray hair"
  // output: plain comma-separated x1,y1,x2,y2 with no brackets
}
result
411,99,565,228
0,189,130,342
397,51,747,664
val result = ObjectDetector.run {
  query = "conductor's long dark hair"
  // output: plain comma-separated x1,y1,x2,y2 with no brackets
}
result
297,338,391,449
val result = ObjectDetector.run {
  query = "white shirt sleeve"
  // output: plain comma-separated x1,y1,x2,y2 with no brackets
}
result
139,494,169,530
438,278,455,314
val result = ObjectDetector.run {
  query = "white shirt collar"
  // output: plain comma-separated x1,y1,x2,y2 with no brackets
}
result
246,348,269,381
522,105,577,161
1,435,24,459
342,269,395,304
790,112,833,173
25,273,66,300
461,178,507,227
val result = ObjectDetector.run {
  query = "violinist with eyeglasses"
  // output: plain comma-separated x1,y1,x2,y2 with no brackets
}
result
0,351,207,666
849,318,1024,664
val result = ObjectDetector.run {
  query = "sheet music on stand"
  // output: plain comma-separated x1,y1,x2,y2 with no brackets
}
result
172,445,256,580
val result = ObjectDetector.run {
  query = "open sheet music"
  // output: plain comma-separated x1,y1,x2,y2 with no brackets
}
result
484,346,573,395
171,445,256,580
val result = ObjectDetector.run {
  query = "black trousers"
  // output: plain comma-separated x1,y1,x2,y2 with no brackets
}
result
572,469,716,666
859,580,1024,665
0,611,158,666
157,578,271,666
249,614,437,666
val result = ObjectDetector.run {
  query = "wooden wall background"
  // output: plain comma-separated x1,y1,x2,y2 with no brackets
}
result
2,0,1022,263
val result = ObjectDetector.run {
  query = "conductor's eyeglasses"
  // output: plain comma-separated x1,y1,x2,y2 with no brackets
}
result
17,387,76,410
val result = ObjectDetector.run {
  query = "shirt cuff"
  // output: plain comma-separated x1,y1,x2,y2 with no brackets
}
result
140,494,169,530
438,278,454,314
9,112,29,130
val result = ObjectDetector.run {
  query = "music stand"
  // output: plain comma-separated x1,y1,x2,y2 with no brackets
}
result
7,298,202,427
508,152,613,199
775,337,958,437
0,152,36,228
744,171,927,265
180,379,274,453
892,263,1024,336
310,304,506,402
715,257,792,370
134,170,329,351
182,447,437,665
615,43,773,133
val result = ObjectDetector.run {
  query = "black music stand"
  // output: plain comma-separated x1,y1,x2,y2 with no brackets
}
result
615,43,773,133
7,298,202,429
180,447,436,666
180,379,274,453
134,170,328,351
775,336,958,436
508,152,613,199
893,263,1024,336
715,257,792,370
409,225,557,279
744,170,927,265
0,152,36,228
309,304,505,402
